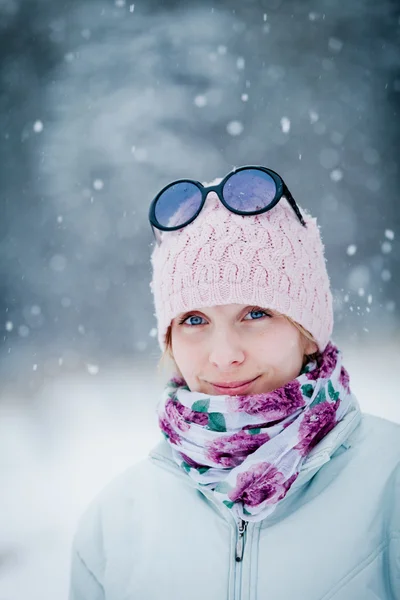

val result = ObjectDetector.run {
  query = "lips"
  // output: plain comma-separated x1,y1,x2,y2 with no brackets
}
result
209,377,259,396
211,379,256,388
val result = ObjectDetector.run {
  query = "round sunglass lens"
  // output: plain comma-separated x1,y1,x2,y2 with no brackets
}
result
223,169,277,212
154,182,203,229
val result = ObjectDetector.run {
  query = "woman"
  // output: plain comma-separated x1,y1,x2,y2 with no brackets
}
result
69,166,400,599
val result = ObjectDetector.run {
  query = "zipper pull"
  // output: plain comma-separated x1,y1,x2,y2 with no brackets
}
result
235,519,248,562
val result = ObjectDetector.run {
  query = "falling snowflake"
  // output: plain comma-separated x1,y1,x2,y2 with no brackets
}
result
346,245,357,256
381,241,392,254
328,37,343,52
385,229,394,240
87,364,99,375
330,169,343,182
50,255,67,272
93,179,104,190
194,95,207,107
33,121,43,133
226,120,244,136
280,117,291,134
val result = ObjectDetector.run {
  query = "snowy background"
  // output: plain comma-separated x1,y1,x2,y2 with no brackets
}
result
0,0,399,598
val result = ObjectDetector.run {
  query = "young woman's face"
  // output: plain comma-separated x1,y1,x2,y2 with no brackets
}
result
170,304,318,395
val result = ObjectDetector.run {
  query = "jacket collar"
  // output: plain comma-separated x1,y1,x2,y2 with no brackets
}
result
149,406,362,526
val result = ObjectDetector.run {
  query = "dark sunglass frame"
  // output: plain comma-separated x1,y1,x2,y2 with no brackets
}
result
149,165,307,245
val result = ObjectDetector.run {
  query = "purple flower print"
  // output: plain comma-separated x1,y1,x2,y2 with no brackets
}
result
230,380,305,421
339,366,350,393
228,462,299,507
294,401,338,456
169,375,186,388
306,343,338,381
175,402,209,426
165,399,190,432
206,430,270,468
180,453,204,469
159,417,181,445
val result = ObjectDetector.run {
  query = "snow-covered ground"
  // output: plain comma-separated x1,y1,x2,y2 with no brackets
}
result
0,340,399,599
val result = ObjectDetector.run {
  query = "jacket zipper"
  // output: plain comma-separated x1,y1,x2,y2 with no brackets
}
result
234,518,248,598
235,519,248,562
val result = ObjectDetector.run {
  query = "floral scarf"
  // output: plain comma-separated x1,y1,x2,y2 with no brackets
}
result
157,342,360,522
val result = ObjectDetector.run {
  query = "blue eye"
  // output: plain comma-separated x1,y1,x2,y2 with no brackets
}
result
181,315,206,326
244,309,270,320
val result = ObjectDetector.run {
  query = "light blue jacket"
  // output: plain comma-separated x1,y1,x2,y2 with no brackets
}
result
69,412,400,599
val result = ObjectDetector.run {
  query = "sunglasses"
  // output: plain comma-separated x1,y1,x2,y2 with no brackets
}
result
149,165,307,245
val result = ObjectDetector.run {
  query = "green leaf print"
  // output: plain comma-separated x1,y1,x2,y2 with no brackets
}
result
248,428,261,435
223,500,235,509
328,380,340,401
191,399,210,412
207,412,227,432
197,466,210,475
309,387,326,408
215,481,233,494
243,507,252,516
301,384,314,398
181,461,191,473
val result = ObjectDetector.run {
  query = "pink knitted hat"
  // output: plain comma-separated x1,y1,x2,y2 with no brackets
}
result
150,179,333,352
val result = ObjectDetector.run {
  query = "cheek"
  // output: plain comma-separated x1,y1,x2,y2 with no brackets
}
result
255,326,303,367
171,333,202,376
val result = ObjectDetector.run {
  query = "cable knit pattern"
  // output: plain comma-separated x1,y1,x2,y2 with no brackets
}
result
150,183,333,351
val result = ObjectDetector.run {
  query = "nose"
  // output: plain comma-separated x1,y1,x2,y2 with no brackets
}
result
208,330,245,370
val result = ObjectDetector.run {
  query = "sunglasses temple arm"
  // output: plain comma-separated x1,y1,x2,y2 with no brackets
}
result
283,185,307,227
